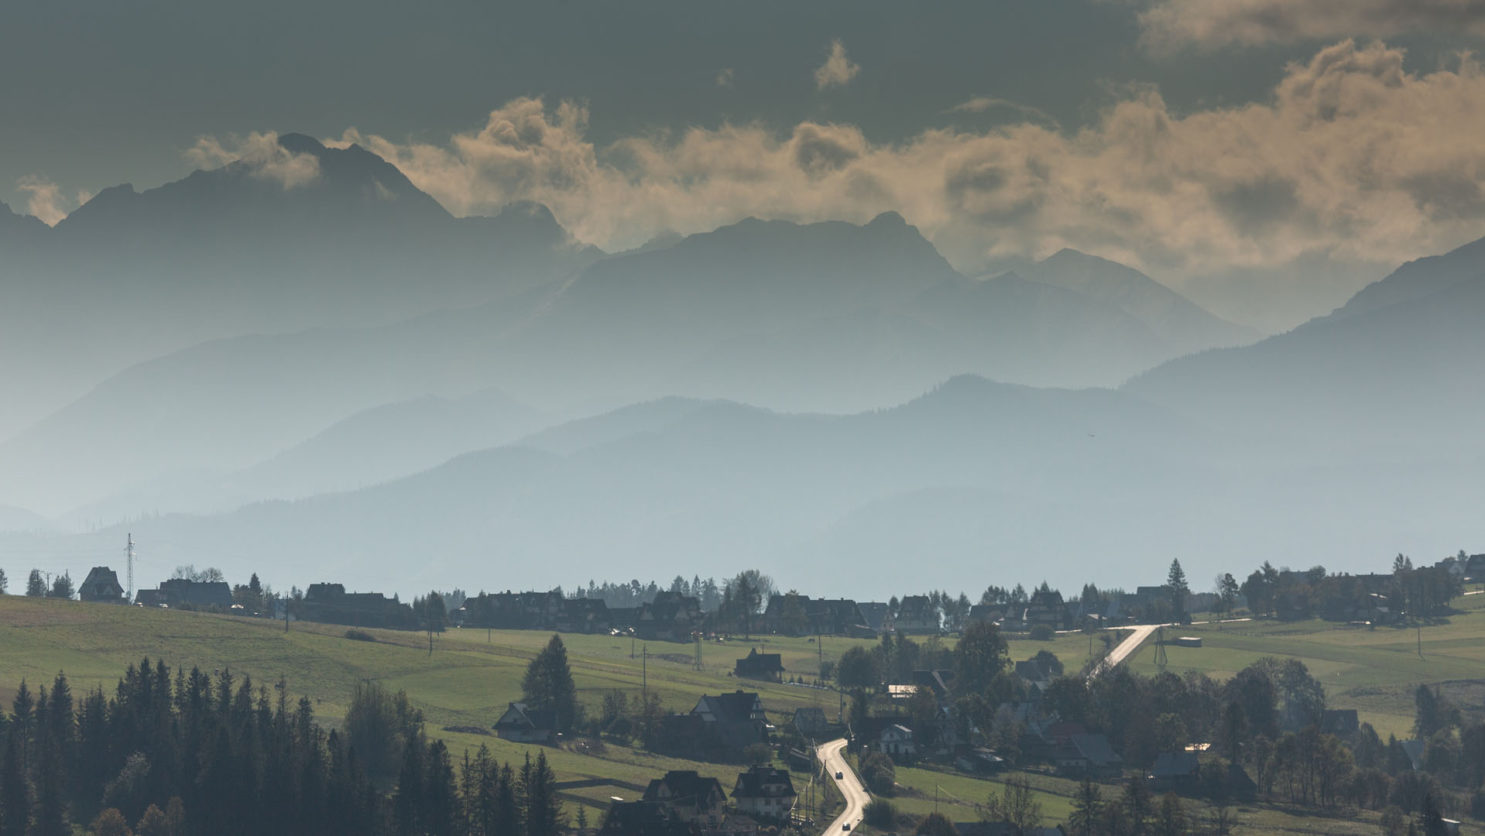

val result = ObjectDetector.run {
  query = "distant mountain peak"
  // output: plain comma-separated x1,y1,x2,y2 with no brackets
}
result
276,132,327,155
866,210,908,228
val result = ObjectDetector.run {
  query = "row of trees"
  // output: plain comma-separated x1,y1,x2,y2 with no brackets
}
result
0,661,564,836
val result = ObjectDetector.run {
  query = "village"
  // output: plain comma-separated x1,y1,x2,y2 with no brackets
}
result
9,548,1476,834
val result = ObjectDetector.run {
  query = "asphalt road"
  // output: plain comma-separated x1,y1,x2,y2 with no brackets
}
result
1087,622,1161,680
816,737,869,835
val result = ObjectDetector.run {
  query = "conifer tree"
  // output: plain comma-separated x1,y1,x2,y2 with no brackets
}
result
521,635,577,733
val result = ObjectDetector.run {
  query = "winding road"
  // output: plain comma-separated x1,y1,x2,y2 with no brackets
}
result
816,737,869,834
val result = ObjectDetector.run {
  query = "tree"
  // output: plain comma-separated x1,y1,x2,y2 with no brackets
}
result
171,565,224,583
1166,559,1190,617
26,569,45,597
1067,777,1102,836
0,567,7,594
1216,573,1239,622
1154,792,1186,836
90,808,133,836
863,799,898,829
520,750,563,836
915,812,956,836
48,572,73,599
836,646,879,692
857,751,896,795
984,776,1042,835
522,635,578,733
953,619,1009,697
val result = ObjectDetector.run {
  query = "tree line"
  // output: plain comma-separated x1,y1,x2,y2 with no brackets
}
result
0,661,563,836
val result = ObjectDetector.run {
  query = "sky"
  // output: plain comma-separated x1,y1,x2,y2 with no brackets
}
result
7,0,1485,291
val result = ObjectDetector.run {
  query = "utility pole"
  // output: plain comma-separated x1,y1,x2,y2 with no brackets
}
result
125,533,135,602
642,645,648,697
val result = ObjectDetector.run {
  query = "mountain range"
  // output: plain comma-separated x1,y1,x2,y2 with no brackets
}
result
5,133,1479,596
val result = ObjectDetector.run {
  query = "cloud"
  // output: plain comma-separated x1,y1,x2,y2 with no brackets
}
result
948,96,1061,128
319,41,1485,283
814,39,860,90
186,131,321,189
716,68,734,88
1140,0,1485,51
16,175,69,226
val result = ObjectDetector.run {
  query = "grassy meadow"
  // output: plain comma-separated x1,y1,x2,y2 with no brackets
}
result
4,593,1485,831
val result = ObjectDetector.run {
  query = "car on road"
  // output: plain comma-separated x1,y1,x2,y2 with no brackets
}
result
836,771,843,779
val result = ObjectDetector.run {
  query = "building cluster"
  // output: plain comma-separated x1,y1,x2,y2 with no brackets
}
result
598,766,798,836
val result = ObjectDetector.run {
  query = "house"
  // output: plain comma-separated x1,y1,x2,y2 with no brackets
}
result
152,578,234,610
793,707,829,738
598,801,697,836
954,747,1005,774
298,582,416,629
731,766,796,822
78,567,125,603
1148,751,1201,793
895,595,939,634
642,770,727,827
658,691,769,762
1055,733,1123,777
1023,587,1066,629
637,591,704,641
857,602,892,635
493,702,557,744
135,589,167,608
734,648,784,681
879,724,917,759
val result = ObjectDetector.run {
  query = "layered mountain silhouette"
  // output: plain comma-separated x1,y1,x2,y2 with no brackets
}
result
0,198,1247,515
1126,231,1485,458
0,134,596,436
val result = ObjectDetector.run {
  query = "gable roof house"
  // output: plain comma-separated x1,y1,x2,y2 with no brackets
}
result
734,648,785,681
1148,751,1201,792
880,723,917,759
494,702,557,744
79,567,125,603
658,691,770,762
637,591,704,641
154,578,234,610
642,770,727,827
731,766,796,822
1055,733,1123,777
857,602,892,635
298,582,416,629
894,595,940,634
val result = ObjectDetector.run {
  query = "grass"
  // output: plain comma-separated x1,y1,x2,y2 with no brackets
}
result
1124,598,1485,739
0,595,857,821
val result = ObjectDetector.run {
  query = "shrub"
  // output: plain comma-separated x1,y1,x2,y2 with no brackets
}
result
345,629,376,642
863,799,898,829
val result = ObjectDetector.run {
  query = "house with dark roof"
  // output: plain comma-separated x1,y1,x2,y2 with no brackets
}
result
1055,733,1123,777
857,602,891,635
78,567,125,603
1148,751,1201,793
597,801,697,836
734,648,784,681
298,582,416,629
494,702,557,744
731,766,795,822
642,770,727,828
1023,587,1067,630
152,578,234,610
637,591,704,641
657,691,769,762
894,595,939,634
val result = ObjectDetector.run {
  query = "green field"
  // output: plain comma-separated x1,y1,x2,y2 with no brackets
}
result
1125,595,1485,739
3,594,1482,831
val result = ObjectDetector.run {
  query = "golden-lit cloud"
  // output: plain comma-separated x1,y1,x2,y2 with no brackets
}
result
814,39,861,90
187,132,321,189
1140,0,1485,51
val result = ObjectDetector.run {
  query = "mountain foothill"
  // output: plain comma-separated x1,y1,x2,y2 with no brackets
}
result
1,133,1480,596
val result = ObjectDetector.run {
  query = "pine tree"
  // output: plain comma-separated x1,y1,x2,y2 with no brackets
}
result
1166,559,1190,616
1067,777,1102,836
0,730,31,836
522,635,577,733
25,570,44,598
519,752,561,836
0,567,7,594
